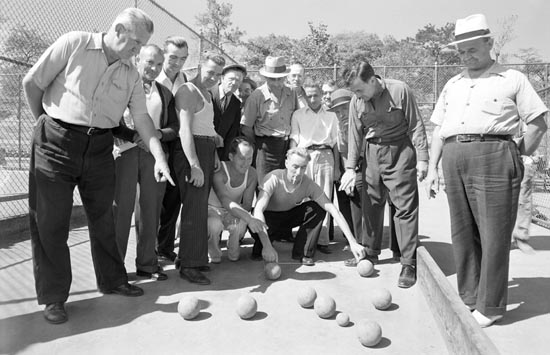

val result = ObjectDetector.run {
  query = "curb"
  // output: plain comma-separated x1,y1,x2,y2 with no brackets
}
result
417,245,500,355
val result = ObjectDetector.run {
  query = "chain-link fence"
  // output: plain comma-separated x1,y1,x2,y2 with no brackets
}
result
0,0,236,219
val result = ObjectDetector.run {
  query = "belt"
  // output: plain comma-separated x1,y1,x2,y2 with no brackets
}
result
307,144,332,151
193,135,216,141
52,118,110,135
366,135,407,144
445,134,512,143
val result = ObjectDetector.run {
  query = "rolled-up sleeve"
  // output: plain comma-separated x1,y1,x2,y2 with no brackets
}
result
241,91,260,127
345,96,363,169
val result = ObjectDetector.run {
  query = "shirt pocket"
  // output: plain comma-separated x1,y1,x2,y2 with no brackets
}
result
480,99,503,115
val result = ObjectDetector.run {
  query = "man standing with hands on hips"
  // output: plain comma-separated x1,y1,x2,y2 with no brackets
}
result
426,14,547,327
23,8,174,324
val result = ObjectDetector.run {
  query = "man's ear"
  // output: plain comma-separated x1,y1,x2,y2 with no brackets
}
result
114,23,126,37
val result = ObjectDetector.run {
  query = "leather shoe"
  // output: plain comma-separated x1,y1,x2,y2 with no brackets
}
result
44,302,67,324
180,267,211,285
197,265,211,272
398,265,416,288
136,268,168,281
316,245,332,254
301,257,315,266
158,251,177,262
102,283,144,297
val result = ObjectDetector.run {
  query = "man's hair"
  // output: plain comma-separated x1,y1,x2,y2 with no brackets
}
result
140,44,163,57
164,36,188,51
342,61,375,86
286,147,311,162
113,8,154,34
203,52,226,67
228,136,254,156
241,77,257,90
302,79,321,91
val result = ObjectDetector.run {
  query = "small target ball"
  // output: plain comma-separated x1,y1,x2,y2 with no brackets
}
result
356,319,382,347
336,312,350,327
297,286,317,308
371,288,392,310
357,259,374,277
314,295,336,318
178,296,200,320
236,295,257,319
264,262,282,280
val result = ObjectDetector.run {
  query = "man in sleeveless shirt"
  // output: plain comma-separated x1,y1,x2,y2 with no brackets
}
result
207,137,265,262
172,54,225,285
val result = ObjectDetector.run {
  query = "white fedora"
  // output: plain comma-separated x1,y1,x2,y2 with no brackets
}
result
259,56,290,78
448,14,493,47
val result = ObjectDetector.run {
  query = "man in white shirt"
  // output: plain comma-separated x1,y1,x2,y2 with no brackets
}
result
290,80,339,254
156,36,189,95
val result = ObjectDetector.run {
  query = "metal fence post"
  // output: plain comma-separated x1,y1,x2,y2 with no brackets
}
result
17,74,22,169
333,63,337,82
433,62,439,108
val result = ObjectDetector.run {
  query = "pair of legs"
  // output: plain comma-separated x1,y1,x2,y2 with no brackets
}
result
442,140,522,317
207,206,248,262
513,156,536,243
113,146,166,273
306,149,334,247
29,115,129,306
251,201,326,261
254,136,289,184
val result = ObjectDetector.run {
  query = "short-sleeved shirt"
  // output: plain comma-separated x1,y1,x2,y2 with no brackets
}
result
346,77,429,169
290,106,338,148
260,169,324,212
156,69,187,95
430,63,548,139
241,83,297,138
27,31,147,129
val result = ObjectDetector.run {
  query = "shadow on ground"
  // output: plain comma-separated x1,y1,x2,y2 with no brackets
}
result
503,277,550,325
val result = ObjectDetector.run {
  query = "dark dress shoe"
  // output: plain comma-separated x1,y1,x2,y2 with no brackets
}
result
197,265,211,272
136,268,168,281
102,283,144,296
180,267,211,285
316,245,332,254
44,302,67,324
398,265,417,288
158,251,177,262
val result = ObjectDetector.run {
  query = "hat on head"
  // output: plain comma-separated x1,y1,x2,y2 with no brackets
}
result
328,89,353,111
222,63,247,76
448,14,493,47
259,56,290,78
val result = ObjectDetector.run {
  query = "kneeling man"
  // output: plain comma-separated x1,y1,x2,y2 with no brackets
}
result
252,148,365,265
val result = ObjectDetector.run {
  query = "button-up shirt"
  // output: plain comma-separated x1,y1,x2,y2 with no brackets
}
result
346,77,429,169
156,69,187,95
241,83,297,138
290,106,338,148
28,31,147,129
431,63,548,139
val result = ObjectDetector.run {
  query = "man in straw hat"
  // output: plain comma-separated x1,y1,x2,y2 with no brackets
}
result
426,14,548,327
241,56,298,185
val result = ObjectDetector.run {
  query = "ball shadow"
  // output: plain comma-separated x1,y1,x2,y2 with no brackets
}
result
371,337,391,349
378,303,399,312
199,299,211,310
188,311,212,321
245,311,268,321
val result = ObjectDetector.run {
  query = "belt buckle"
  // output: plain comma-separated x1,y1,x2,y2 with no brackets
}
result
456,134,473,143
86,127,95,135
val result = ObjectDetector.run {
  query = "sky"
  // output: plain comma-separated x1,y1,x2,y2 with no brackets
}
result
156,0,550,61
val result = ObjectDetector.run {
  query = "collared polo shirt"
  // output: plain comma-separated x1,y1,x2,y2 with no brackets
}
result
346,77,429,169
28,31,147,129
241,83,297,138
431,63,548,139
156,69,187,95
290,106,338,148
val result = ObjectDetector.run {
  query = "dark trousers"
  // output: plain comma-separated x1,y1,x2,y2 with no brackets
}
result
255,136,289,182
157,143,181,257
442,140,522,316
362,137,419,266
172,137,216,268
251,201,326,259
29,115,127,305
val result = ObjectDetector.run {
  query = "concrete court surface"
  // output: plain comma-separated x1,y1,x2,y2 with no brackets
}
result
0,190,548,354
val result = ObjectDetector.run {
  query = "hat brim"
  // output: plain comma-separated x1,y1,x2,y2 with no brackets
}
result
327,100,351,111
259,68,290,78
447,33,493,47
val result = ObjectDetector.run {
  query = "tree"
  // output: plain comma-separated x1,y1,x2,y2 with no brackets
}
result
413,22,459,65
3,23,49,64
493,15,518,63
195,0,244,50
242,34,298,68
331,31,384,68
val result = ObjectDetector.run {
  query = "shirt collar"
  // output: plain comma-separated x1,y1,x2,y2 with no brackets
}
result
219,84,232,100
456,61,506,81
88,32,130,67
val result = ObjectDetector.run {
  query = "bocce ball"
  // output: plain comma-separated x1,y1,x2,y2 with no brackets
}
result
236,295,257,319
336,312,350,327
356,319,382,347
264,262,282,280
371,288,392,310
357,259,374,277
178,296,200,320
314,295,336,318
297,286,317,308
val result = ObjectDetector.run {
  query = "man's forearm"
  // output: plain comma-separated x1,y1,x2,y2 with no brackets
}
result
241,125,255,144
22,75,45,120
179,129,200,167
326,204,356,245
428,126,444,170
522,115,547,156
134,115,166,162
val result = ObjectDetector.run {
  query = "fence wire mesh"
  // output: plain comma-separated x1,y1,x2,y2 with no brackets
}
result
1,1,550,228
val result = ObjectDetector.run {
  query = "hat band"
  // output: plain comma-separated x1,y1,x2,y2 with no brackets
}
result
455,29,490,42
263,65,287,74
331,96,351,107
